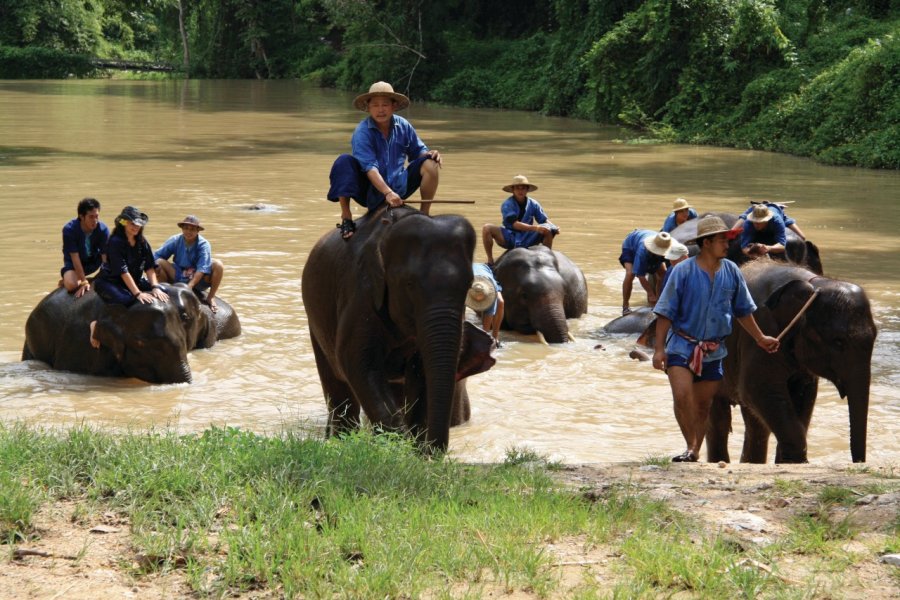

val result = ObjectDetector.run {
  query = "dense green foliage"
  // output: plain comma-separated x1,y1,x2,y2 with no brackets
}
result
1,0,897,167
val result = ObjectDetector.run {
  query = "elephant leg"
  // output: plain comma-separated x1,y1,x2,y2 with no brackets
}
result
765,397,809,464
739,405,771,463
450,380,471,427
311,335,360,436
705,394,732,463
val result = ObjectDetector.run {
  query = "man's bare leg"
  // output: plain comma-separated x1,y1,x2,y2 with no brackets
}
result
418,159,440,216
205,259,224,313
482,224,506,265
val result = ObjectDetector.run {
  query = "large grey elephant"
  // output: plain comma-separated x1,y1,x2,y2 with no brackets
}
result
707,260,876,463
301,205,495,453
493,246,588,343
22,283,240,384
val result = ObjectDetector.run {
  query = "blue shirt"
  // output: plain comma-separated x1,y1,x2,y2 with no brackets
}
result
661,208,698,233
472,263,502,316
742,202,795,227
62,218,109,274
154,234,213,283
622,229,664,277
741,212,787,249
500,196,550,247
653,257,757,361
351,114,427,198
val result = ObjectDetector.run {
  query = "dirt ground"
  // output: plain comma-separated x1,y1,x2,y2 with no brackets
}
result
2,461,898,599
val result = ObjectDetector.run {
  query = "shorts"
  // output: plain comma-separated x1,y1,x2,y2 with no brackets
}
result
666,354,724,382
327,153,433,212
501,228,544,249
618,247,636,268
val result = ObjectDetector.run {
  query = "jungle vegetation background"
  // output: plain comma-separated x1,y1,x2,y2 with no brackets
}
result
1,0,897,169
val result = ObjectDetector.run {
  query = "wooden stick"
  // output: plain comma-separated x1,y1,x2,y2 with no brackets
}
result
776,289,819,341
402,200,476,204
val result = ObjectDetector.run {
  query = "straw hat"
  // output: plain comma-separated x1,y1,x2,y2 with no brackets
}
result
353,81,410,112
688,215,736,243
746,204,774,223
672,197,693,211
177,215,205,231
118,205,148,227
466,275,498,312
643,231,681,259
502,174,538,193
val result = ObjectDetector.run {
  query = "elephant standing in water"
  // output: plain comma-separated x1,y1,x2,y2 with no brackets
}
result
22,283,241,384
493,246,588,343
302,205,495,453
707,260,876,463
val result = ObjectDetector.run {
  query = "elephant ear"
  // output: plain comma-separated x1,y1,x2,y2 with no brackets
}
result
764,279,817,335
94,305,128,361
359,236,387,311
804,240,824,275
456,321,496,380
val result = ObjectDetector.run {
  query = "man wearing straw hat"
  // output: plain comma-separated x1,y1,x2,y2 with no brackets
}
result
327,81,442,241
739,204,787,258
481,175,559,266
466,263,504,347
618,229,686,315
732,200,806,240
660,197,698,233
652,215,779,463
154,215,224,313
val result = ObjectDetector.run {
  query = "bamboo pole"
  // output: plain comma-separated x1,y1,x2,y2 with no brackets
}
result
776,289,819,341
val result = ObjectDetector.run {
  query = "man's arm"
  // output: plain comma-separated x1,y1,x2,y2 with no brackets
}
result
735,314,780,353
652,315,673,371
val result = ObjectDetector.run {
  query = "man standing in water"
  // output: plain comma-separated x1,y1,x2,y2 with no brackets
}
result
326,81,442,240
652,215,779,463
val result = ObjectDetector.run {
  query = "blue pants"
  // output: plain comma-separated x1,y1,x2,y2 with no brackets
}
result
327,154,430,212
93,277,153,306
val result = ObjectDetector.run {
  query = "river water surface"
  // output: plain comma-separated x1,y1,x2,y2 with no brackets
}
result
1,80,898,464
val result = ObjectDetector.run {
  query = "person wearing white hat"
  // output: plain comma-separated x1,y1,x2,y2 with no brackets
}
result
481,175,559,265
154,215,225,313
660,197,698,233
652,215,779,463
618,229,686,315
739,204,787,258
326,81,442,240
466,263,504,346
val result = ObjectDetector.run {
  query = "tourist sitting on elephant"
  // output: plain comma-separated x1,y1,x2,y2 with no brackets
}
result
91,205,169,347
619,230,685,315
732,200,806,240
466,263,504,347
482,174,559,266
652,215,780,463
327,81,442,240
154,215,224,313
60,197,110,299
739,204,789,258
660,197,698,233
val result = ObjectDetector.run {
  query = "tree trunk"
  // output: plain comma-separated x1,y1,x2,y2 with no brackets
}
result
177,0,190,77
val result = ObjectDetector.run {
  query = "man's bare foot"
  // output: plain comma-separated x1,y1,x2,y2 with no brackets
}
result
206,297,218,314
89,320,100,349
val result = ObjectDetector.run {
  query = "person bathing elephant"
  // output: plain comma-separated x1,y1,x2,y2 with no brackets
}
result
707,260,876,464
302,204,495,453
492,245,588,344
23,283,241,384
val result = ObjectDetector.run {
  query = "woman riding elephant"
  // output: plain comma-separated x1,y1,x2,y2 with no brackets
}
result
302,204,495,453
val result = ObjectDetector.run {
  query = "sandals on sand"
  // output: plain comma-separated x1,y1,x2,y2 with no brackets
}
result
337,218,356,240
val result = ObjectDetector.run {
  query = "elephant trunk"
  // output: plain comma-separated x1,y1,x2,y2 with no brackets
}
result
419,310,464,453
845,377,870,463
531,301,569,344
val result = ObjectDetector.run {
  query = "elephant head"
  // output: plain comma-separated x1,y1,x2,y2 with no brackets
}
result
493,246,588,343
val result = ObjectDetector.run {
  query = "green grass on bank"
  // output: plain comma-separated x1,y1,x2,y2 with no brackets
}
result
1,424,896,598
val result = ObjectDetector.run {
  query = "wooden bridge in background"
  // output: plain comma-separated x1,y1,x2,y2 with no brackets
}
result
91,58,176,72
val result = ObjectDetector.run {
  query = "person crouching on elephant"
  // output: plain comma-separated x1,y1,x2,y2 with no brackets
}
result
660,197,698,233
651,215,780,463
60,197,110,299
732,200,806,240
327,81,442,240
739,204,788,259
90,205,169,348
482,175,559,266
619,230,680,315
154,215,224,313
466,263,505,347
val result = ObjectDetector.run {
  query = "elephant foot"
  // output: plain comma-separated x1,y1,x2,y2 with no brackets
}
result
672,450,698,463
89,320,100,349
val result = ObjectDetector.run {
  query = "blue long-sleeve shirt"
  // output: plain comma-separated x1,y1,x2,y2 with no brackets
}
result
351,115,427,198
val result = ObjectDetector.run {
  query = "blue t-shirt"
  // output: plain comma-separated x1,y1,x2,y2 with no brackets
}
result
741,212,787,249
351,114,427,198
661,208,698,233
500,196,550,247
62,218,109,274
98,233,156,285
622,229,664,277
154,234,213,283
653,257,757,361
472,263,502,316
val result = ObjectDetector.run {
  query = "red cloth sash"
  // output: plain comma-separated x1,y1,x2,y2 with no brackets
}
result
677,330,720,376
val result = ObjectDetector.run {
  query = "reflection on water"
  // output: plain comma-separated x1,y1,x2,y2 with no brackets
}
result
1,80,899,464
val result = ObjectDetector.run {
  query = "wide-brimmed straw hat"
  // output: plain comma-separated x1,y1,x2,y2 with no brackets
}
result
466,275,498,312
353,81,410,112
672,197,693,211
746,204,774,223
667,241,690,260
643,231,685,260
118,205,148,227
177,215,205,231
502,174,538,193
688,215,738,243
